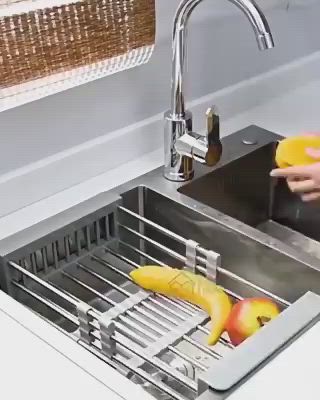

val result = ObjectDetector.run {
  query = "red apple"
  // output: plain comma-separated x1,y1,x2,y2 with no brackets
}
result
225,298,280,346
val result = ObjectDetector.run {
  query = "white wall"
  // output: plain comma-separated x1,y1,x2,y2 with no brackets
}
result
0,0,320,176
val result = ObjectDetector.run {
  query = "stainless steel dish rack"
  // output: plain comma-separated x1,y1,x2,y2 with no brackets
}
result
0,188,290,400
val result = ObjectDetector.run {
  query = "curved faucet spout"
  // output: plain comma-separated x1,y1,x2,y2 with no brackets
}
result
164,0,275,182
171,0,275,117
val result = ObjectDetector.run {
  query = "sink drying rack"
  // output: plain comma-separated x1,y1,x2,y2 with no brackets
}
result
0,193,290,400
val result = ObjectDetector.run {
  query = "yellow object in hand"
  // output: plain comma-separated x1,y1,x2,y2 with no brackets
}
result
130,266,232,346
275,135,320,168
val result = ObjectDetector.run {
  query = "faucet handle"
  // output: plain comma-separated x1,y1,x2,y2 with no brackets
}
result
205,106,222,166
174,106,222,167
206,106,219,142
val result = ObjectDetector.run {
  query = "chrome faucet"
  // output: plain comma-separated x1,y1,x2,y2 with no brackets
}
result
164,0,275,182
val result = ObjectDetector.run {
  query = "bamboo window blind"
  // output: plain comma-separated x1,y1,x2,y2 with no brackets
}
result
0,0,156,110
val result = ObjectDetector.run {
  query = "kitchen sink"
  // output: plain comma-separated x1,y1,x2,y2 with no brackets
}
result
1,170,320,400
1,134,320,400
179,125,320,261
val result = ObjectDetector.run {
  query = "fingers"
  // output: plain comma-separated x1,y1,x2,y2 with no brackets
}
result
271,138,320,201
303,132,320,137
306,147,320,159
270,166,311,179
287,179,315,194
301,191,320,202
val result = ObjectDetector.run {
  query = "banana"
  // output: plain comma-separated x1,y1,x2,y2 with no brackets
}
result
130,266,232,346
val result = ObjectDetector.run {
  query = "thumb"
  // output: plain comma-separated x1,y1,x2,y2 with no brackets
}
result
306,147,320,159
303,132,320,137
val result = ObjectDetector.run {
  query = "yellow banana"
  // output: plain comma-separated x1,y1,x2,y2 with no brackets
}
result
130,266,232,346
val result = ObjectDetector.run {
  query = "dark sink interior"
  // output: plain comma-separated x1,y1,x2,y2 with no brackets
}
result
179,141,320,258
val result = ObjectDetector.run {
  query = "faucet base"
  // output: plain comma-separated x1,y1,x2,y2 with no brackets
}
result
164,110,194,182
163,167,194,182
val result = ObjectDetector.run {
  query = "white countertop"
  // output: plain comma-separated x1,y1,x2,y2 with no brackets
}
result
1,56,320,400
229,320,320,400
0,309,120,400
0,290,154,400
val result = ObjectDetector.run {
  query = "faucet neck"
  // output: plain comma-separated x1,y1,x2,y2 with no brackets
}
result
170,0,201,118
169,0,274,118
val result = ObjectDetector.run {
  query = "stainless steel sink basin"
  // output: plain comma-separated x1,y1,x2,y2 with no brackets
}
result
121,186,320,304
2,148,320,400
179,125,320,262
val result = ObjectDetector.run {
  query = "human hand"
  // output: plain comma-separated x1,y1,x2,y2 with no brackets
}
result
271,147,320,202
